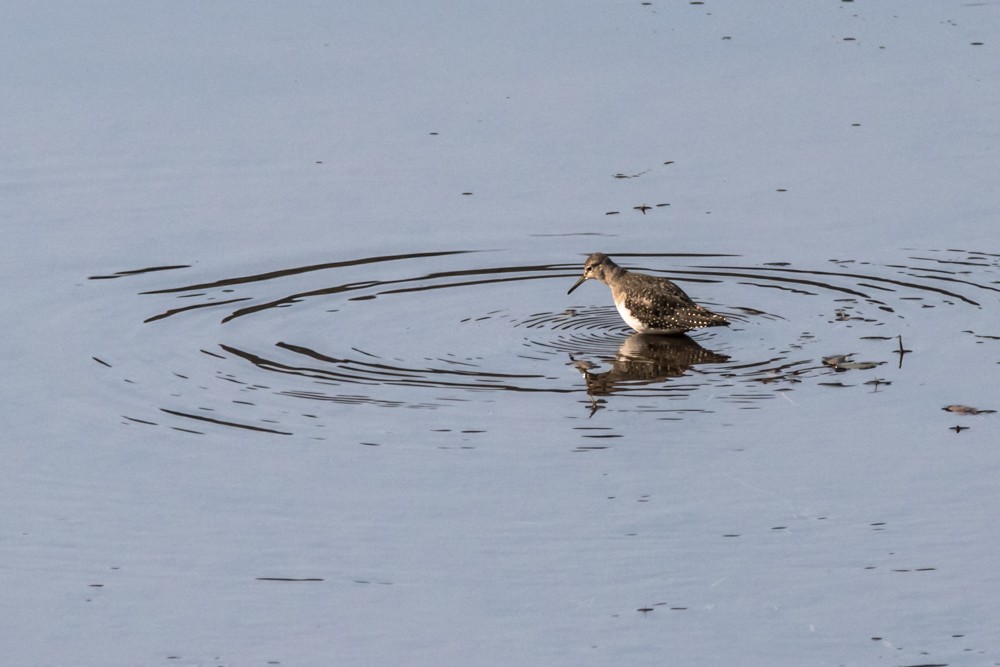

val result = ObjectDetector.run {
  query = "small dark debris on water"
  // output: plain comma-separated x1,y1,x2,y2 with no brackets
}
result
613,169,650,179
943,405,995,415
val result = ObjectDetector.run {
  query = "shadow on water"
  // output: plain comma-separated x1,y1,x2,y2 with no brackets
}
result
91,248,999,434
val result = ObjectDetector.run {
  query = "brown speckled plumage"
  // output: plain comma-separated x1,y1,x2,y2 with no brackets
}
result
567,253,729,334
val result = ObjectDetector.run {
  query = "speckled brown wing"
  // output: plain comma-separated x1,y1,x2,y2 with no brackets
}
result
625,290,729,332
620,281,729,333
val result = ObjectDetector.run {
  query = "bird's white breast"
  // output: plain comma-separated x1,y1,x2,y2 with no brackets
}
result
614,295,686,334
614,298,650,333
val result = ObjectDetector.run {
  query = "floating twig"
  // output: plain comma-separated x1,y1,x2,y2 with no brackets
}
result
893,335,912,368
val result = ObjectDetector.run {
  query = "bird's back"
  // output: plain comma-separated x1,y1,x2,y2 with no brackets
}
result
611,270,729,334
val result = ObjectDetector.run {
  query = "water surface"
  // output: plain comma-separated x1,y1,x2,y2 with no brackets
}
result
93,247,998,436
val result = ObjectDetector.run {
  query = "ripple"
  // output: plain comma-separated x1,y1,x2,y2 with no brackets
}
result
516,306,632,332
94,248,999,432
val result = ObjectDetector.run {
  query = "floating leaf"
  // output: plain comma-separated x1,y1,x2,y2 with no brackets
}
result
823,354,885,371
838,361,883,370
823,354,852,367
943,404,996,415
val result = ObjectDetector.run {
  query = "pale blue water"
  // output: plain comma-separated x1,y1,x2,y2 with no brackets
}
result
4,2,1000,665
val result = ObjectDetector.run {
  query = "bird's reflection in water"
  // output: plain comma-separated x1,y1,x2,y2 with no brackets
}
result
570,333,729,415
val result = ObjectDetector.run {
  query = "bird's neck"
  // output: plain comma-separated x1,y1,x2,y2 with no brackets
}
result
603,261,627,282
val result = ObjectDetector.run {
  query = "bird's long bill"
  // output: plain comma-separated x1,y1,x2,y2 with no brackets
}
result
567,275,588,294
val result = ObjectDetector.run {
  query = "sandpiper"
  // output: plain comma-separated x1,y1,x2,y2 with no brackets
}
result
567,252,729,334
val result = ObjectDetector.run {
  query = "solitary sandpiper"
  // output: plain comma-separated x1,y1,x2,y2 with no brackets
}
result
567,253,730,334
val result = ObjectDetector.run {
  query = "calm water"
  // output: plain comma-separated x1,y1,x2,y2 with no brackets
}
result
9,2,1000,663
70,244,1000,664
